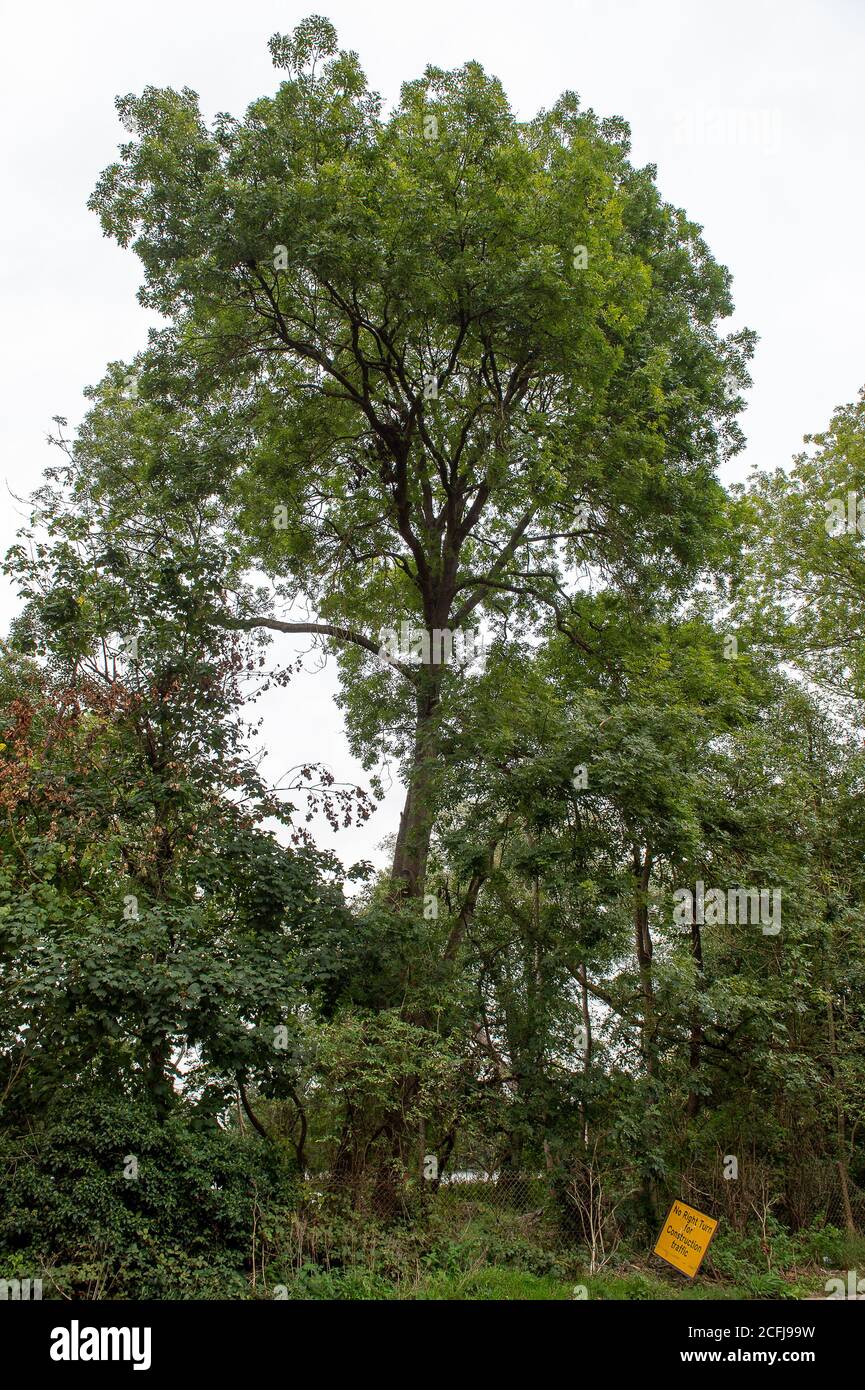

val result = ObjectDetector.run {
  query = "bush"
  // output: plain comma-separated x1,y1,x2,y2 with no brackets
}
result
0,1086,297,1298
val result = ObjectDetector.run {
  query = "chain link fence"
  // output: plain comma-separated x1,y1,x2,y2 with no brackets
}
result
296,1157,864,1241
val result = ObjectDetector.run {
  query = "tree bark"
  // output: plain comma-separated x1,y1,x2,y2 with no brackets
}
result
826,997,856,1235
577,962,592,1147
390,671,443,896
686,910,705,1119
632,846,660,1222
632,847,656,1076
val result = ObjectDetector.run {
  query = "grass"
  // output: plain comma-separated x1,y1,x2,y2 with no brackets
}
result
413,1267,825,1301
415,1267,577,1300
254,1205,861,1301
270,1262,832,1301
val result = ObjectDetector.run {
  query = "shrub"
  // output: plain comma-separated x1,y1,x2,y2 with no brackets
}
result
0,1085,296,1298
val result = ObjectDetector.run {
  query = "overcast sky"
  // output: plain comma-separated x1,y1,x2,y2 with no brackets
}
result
2,0,864,871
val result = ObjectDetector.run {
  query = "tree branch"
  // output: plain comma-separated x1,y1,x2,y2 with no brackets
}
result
224,616,415,681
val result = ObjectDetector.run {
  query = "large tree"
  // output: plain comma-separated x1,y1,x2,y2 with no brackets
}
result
87,14,753,906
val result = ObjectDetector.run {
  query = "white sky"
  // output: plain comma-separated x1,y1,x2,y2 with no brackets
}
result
2,0,864,872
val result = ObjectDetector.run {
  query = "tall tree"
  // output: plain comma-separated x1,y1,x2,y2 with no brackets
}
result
87,13,753,908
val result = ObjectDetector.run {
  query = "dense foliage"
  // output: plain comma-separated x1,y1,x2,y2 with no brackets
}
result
1,17,862,1300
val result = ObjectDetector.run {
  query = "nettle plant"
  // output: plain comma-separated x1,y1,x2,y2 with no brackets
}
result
86,13,752,913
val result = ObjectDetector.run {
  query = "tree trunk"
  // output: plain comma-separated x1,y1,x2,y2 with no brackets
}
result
390,672,443,897
577,962,592,1147
686,910,704,1119
632,848,656,1077
632,846,660,1222
826,998,856,1235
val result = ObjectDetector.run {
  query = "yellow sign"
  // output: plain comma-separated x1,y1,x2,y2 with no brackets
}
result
653,1199,718,1278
